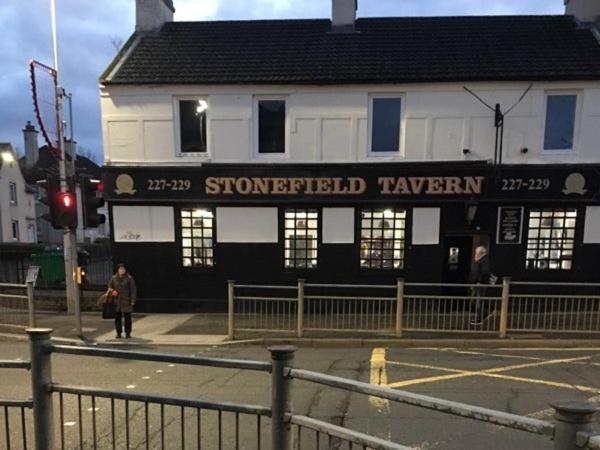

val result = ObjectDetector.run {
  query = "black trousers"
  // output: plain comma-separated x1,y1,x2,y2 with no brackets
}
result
115,312,132,335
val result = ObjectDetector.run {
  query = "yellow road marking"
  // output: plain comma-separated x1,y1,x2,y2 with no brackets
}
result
452,350,545,361
369,348,390,411
387,356,594,390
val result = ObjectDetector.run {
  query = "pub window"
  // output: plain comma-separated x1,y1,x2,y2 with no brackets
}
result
360,209,406,269
284,209,318,268
257,99,286,154
9,182,17,204
543,94,577,151
369,96,402,153
178,99,208,153
525,208,576,270
181,208,215,267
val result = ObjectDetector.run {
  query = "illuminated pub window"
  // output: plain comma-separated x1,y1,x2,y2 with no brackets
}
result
181,208,215,267
526,208,576,270
284,209,318,268
360,209,406,269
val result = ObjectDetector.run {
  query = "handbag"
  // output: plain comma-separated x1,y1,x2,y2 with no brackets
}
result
102,301,117,319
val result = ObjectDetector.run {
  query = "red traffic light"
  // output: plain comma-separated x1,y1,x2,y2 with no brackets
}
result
96,181,105,193
59,192,75,209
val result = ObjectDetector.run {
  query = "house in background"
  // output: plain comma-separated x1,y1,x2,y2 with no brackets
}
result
100,0,600,311
0,143,37,243
18,122,110,244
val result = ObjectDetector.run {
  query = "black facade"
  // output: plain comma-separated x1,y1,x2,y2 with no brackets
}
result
104,162,600,311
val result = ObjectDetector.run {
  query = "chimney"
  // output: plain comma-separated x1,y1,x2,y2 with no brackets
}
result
331,0,357,32
136,0,175,32
565,0,600,23
23,121,39,168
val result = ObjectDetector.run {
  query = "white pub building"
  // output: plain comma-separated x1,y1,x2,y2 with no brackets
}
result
101,0,600,311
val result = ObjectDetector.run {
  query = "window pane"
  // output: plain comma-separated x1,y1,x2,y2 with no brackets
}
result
360,208,406,269
258,100,285,154
371,97,401,152
181,208,214,267
525,208,576,271
284,209,318,268
544,95,576,150
179,100,207,153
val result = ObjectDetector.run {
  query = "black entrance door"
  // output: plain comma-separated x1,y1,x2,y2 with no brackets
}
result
443,236,473,284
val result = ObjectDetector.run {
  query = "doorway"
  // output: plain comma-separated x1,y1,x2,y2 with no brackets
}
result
443,234,490,284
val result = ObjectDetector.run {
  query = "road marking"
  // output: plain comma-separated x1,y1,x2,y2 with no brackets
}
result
369,348,390,412
452,350,545,361
387,356,594,390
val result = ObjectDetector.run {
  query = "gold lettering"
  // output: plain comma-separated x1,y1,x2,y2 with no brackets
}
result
288,178,304,194
236,177,253,195
272,178,288,194
304,178,315,194
393,177,410,194
408,177,426,194
444,177,464,194
464,176,484,195
378,177,395,194
331,177,348,194
349,177,367,194
221,177,235,194
426,177,444,194
316,178,332,194
251,177,269,194
205,177,221,194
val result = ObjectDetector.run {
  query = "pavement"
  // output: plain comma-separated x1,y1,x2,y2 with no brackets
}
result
2,342,600,449
2,312,600,349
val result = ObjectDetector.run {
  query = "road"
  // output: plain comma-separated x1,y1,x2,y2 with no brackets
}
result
2,342,600,449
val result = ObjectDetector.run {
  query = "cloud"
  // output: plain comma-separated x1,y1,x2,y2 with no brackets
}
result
0,0,565,161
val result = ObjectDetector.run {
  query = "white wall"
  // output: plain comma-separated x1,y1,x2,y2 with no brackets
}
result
101,81,600,166
0,156,37,243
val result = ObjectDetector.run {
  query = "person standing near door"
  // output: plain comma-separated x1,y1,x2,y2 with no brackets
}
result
108,263,137,338
469,246,491,325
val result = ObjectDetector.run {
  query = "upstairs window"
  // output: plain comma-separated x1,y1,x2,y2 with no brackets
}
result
284,209,318,269
543,94,577,151
178,99,208,153
370,96,402,153
11,220,19,241
9,182,17,204
257,99,286,154
526,208,576,270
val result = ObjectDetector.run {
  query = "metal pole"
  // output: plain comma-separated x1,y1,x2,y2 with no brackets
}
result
297,279,304,338
551,401,599,450
227,280,235,340
395,278,404,337
27,281,36,328
50,0,81,329
269,346,296,450
499,277,511,338
28,328,54,450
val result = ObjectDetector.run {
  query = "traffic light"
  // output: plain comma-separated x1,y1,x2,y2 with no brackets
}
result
39,175,78,229
81,177,106,228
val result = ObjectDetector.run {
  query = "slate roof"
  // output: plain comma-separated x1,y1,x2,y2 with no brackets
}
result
19,146,101,184
102,15,600,85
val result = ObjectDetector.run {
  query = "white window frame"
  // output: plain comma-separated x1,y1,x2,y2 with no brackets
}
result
11,220,19,241
541,91,581,154
173,96,211,159
253,95,290,160
367,93,405,157
9,182,17,205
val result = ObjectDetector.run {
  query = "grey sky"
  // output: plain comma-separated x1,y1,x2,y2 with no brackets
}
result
0,0,564,162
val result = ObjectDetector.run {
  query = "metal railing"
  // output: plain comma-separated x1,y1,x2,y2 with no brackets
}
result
0,359,33,449
0,281,36,329
6,331,600,449
228,279,600,338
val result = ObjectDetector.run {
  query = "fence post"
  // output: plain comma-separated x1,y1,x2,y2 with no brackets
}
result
499,277,511,338
297,279,304,338
28,328,54,450
395,278,404,337
269,345,296,450
227,280,235,341
27,281,36,328
551,401,599,450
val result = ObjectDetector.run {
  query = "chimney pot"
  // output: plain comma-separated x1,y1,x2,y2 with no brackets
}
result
23,121,39,168
136,0,175,32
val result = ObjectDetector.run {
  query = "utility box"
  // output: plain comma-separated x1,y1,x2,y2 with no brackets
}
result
30,251,65,285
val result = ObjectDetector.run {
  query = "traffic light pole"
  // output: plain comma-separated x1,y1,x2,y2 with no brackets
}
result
51,0,82,337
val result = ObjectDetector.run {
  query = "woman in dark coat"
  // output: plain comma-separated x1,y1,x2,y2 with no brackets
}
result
108,263,137,338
